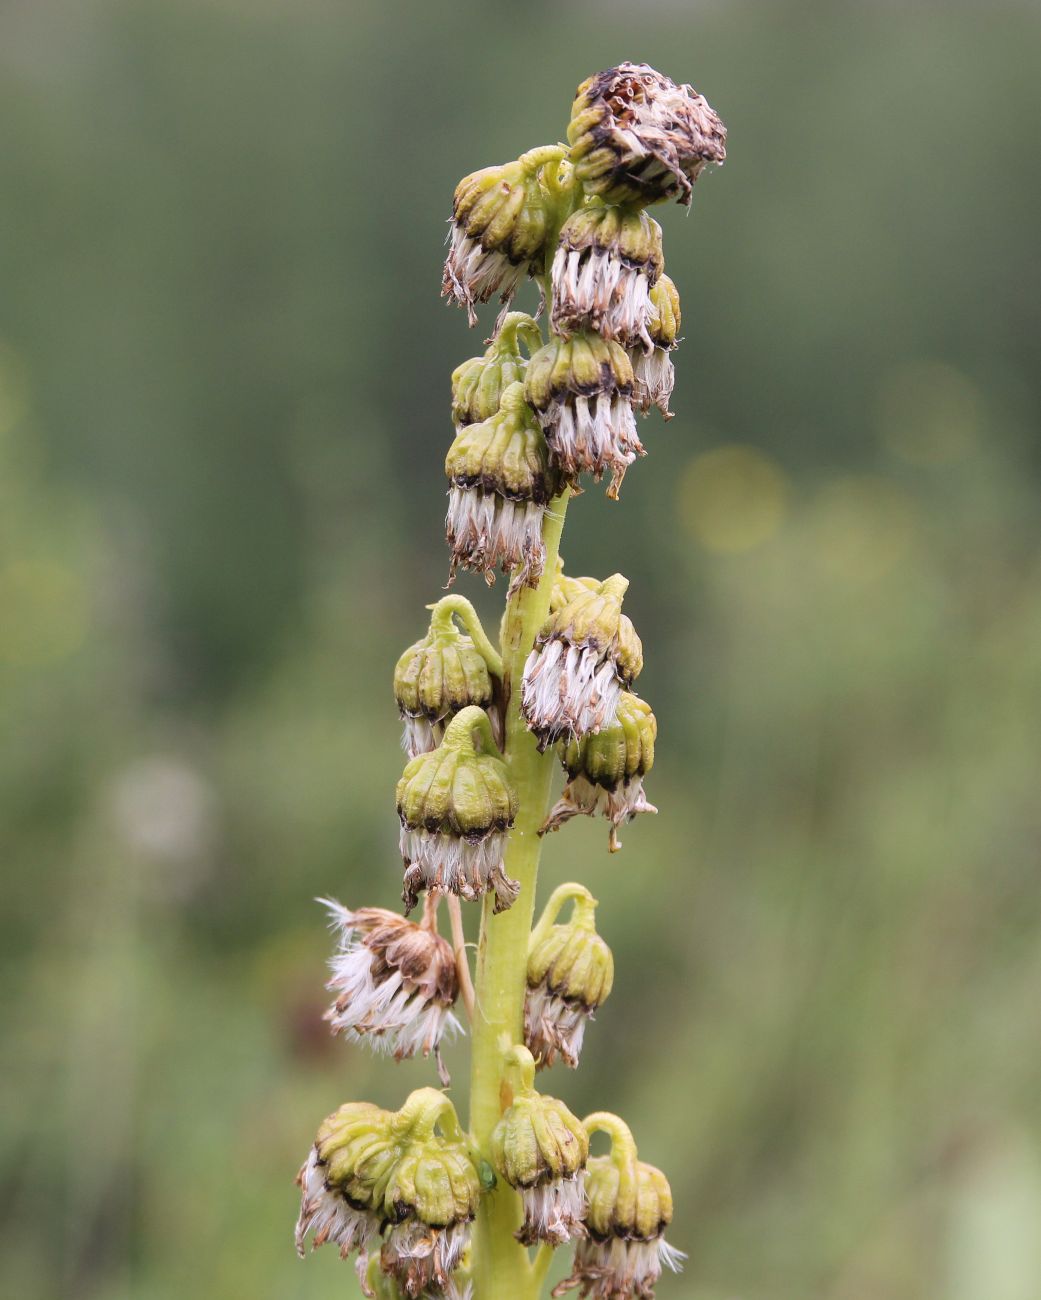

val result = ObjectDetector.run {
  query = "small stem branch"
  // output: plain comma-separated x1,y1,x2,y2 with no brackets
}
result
446,894,475,1022
427,595,504,679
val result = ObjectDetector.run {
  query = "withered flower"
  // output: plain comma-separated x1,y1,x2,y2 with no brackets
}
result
568,62,726,208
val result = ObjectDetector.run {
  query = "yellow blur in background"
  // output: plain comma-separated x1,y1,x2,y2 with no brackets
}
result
2,3,1040,1299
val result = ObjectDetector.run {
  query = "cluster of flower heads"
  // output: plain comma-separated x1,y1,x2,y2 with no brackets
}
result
296,63,725,1300
442,61,724,535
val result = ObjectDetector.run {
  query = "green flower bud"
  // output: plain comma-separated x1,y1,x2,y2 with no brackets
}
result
394,600,498,758
629,274,680,419
396,706,519,914
521,575,643,750
442,147,561,326
567,62,726,208
525,331,642,499
491,1058,589,1245
551,204,663,345
451,312,543,430
543,692,657,851
556,1115,683,1300
445,382,560,592
525,885,614,1069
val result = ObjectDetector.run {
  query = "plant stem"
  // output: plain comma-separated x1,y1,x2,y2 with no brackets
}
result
467,489,570,1300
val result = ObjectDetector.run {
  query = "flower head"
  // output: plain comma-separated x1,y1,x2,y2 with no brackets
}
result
295,1101,396,1261
521,575,642,750
394,602,498,758
543,692,657,851
297,1091,482,1297
525,331,643,499
491,1049,589,1245
525,885,614,1069
378,1107,482,1298
320,898,461,1085
396,706,519,913
568,62,726,208
445,382,560,592
442,149,559,325
451,312,542,431
554,1115,683,1300
549,556,600,614
551,204,663,344
629,274,681,420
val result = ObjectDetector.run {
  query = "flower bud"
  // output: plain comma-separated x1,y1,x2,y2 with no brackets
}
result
451,312,542,431
554,1116,683,1300
525,331,643,499
295,1102,396,1260
320,898,461,1085
567,62,726,208
551,204,663,345
442,149,559,326
525,885,613,1070
521,575,642,750
629,274,680,419
394,601,498,758
490,1058,589,1245
542,692,657,852
445,382,560,592
396,706,519,913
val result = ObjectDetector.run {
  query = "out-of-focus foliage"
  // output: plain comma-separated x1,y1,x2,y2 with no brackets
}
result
2,3,1040,1298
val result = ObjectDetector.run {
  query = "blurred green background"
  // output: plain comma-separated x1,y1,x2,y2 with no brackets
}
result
2,2,1040,1298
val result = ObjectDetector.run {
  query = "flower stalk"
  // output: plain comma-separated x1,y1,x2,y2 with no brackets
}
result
293,61,726,1299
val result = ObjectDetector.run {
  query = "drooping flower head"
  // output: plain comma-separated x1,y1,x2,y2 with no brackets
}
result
554,1114,683,1300
543,692,657,852
490,1045,589,1245
394,597,500,758
320,897,462,1085
296,1091,483,1298
377,1090,485,1298
525,332,643,500
445,381,561,592
442,147,561,325
568,62,726,208
525,884,614,1070
521,575,643,750
396,706,519,913
629,274,680,420
551,204,663,345
451,312,543,432
295,1101,396,1262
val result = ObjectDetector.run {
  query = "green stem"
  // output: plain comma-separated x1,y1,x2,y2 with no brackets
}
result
427,595,504,679
467,489,570,1300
